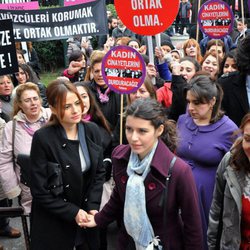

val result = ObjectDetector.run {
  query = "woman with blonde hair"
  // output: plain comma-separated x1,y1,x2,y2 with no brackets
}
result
183,38,203,63
0,82,51,214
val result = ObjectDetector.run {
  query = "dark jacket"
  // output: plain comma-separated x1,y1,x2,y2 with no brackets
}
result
111,27,135,39
88,80,121,131
95,140,203,250
168,75,188,121
37,82,48,108
218,72,249,126
27,48,41,78
30,122,105,250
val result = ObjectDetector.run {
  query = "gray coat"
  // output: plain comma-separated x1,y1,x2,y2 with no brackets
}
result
207,152,245,249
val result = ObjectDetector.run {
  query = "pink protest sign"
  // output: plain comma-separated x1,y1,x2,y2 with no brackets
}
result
102,46,146,94
0,1,39,10
64,0,94,7
198,0,234,39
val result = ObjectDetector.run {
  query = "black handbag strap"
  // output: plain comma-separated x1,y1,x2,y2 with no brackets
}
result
163,156,177,232
12,119,16,169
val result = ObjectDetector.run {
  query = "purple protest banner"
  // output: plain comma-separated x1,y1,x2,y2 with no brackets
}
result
198,0,234,39
102,46,146,95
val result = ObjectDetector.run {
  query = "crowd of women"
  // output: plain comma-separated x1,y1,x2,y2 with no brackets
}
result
0,27,249,250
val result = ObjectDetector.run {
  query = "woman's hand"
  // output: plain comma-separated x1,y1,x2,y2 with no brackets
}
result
171,61,181,75
67,61,83,75
155,47,164,63
82,213,97,228
139,45,147,54
146,63,157,78
75,209,88,226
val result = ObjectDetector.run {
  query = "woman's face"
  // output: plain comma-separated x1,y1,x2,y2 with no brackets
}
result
129,83,151,103
76,86,90,116
186,90,215,124
125,116,163,160
202,55,218,79
0,76,13,96
242,121,250,160
15,68,28,84
171,51,181,62
180,60,196,82
16,53,25,64
223,57,238,74
19,89,41,120
92,62,106,87
58,91,82,128
128,41,140,51
185,44,197,57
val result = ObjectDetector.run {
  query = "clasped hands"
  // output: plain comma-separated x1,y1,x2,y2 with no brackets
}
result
75,209,97,228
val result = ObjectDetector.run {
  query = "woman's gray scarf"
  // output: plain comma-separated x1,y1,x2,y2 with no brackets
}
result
124,141,162,250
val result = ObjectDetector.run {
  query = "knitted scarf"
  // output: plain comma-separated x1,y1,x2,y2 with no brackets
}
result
124,141,162,250
96,86,111,103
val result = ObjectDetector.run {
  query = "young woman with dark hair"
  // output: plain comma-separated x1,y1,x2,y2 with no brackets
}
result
176,74,238,250
83,98,203,250
13,63,48,107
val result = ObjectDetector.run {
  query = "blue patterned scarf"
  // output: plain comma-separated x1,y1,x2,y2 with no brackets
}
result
124,141,162,250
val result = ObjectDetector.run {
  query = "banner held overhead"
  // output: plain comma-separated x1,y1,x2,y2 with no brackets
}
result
0,0,108,41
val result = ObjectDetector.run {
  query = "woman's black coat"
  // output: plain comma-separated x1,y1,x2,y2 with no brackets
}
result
30,122,105,250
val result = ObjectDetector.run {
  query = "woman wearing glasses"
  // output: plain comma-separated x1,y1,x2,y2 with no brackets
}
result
0,82,51,214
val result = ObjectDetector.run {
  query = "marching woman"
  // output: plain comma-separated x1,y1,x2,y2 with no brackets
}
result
208,113,250,249
176,75,238,249
0,83,51,214
29,79,105,250
82,98,203,250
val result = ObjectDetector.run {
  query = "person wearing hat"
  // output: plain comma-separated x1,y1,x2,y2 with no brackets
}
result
171,49,183,63
160,41,175,56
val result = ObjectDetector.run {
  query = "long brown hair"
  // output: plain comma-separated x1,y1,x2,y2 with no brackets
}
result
230,113,250,172
46,79,84,126
74,81,111,133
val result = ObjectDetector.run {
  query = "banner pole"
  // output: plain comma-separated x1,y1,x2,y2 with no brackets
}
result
196,0,201,42
146,36,156,86
119,94,124,145
241,0,246,38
